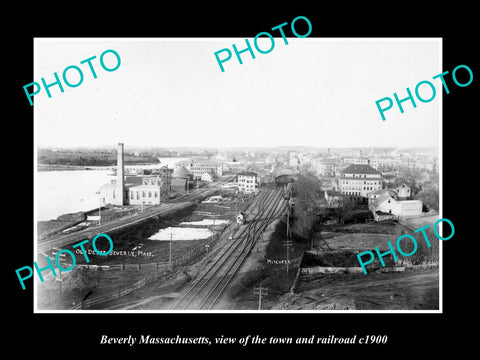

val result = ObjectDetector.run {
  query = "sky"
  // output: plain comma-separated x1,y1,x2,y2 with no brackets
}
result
34,38,441,149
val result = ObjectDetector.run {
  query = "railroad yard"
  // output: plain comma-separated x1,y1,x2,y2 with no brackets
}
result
36,180,292,310
36,177,440,311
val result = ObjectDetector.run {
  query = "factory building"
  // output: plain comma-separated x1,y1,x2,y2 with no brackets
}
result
190,160,223,179
100,143,162,206
339,164,383,202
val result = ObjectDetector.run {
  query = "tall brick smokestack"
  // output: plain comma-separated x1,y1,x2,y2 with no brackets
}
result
114,143,125,205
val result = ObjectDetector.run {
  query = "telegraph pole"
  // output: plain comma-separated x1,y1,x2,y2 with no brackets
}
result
283,238,292,276
253,281,268,310
169,231,173,267
286,208,291,238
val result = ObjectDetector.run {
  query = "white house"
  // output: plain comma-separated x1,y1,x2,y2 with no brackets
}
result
201,170,215,182
396,182,411,200
237,172,258,194
370,193,422,221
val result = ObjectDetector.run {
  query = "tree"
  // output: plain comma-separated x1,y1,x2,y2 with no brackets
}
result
330,196,358,224
291,172,322,239
416,188,439,211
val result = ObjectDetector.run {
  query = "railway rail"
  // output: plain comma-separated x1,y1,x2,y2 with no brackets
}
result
170,187,286,310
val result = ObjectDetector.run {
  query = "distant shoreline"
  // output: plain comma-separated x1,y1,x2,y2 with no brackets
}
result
37,164,97,172
37,163,163,172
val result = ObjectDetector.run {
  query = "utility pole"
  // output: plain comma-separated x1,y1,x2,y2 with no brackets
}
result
169,231,173,267
96,191,102,225
283,238,292,276
253,281,268,310
286,208,291,238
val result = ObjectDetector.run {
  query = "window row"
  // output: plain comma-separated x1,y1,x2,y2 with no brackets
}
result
130,190,158,200
342,180,380,185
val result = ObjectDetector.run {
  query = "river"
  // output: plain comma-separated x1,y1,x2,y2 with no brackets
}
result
36,157,190,221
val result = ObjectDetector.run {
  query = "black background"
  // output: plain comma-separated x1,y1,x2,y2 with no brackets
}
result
5,3,475,357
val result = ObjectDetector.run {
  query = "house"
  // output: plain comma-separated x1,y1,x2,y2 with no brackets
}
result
237,171,258,194
370,194,422,221
343,157,370,165
201,170,215,182
396,182,411,200
324,190,343,208
367,189,398,205
313,158,337,177
374,210,395,222
190,160,223,179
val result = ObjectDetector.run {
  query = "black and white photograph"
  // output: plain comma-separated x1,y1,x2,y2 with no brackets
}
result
7,5,474,356
33,38,442,312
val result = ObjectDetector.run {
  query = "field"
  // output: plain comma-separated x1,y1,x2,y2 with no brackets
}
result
36,197,250,310
285,268,439,310
221,219,439,311
284,220,440,310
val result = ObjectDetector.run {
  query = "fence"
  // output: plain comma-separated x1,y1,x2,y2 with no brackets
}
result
73,262,172,271
69,227,233,309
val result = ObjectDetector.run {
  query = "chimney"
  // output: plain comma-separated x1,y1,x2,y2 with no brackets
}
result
115,143,125,205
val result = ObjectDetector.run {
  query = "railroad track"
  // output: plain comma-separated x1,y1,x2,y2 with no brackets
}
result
170,187,286,310
37,176,235,252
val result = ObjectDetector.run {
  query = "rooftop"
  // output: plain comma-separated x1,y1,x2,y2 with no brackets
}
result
173,166,192,178
372,193,392,208
325,190,343,197
237,171,257,177
368,189,397,198
273,168,297,177
342,164,381,175
192,160,221,166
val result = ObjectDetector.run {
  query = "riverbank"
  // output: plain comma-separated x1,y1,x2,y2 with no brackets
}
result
37,163,163,172
38,164,98,171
